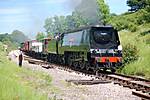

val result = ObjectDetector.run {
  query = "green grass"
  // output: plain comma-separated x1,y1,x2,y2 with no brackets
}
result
119,24,150,79
0,42,49,100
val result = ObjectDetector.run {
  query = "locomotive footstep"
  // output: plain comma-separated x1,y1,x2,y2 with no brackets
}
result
66,79,112,85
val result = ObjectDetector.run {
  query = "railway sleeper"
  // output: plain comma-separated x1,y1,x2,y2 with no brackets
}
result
25,55,150,95
66,79,112,85
132,91,150,100
122,81,130,88
142,89,150,93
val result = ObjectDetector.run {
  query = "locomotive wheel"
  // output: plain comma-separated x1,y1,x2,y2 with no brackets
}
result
103,68,107,72
93,67,99,74
61,57,65,65
111,68,116,73
68,61,72,67
85,63,90,71
80,63,85,70
77,61,84,70
73,61,78,69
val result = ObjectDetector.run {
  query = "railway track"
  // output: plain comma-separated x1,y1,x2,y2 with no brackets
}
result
23,55,150,100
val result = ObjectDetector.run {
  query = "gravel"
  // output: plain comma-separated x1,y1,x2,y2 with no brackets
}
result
9,51,141,100
23,62,140,100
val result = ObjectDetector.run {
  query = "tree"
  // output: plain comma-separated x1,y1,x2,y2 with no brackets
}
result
53,16,67,33
97,0,110,25
0,31,28,50
44,18,54,33
127,0,150,12
44,13,88,36
0,33,10,42
126,0,150,23
66,11,88,30
36,32,45,41
65,15,75,30
44,15,67,37
11,30,28,43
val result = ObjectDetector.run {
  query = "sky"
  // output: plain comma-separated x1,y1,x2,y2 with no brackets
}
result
0,0,128,38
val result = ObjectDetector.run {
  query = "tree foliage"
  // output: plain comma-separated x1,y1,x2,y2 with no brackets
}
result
109,5,150,32
0,30,28,50
0,33,11,42
11,30,28,43
44,0,112,36
123,43,139,65
127,0,150,12
96,0,110,24
44,12,88,37
36,32,45,41
0,30,28,44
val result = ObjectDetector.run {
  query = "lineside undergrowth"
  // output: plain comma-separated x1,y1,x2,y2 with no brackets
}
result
0,42,48,100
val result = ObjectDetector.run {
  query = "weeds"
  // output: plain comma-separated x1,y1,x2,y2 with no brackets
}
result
0,43,47,100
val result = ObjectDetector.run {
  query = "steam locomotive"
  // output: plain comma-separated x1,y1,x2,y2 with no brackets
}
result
21,25,122,72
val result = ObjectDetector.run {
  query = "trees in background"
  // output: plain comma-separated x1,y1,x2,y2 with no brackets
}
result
97,0,110,25
36,32,45,41
0,33,10,42
109,0,150,31
11,30,28,43
44,16,66,37
44,16,67,35
127,0,150,12
44,0,150,35
44,0,111,36
126,0,150,23
0,30,28,50
44,11,88,37
0,30,28,44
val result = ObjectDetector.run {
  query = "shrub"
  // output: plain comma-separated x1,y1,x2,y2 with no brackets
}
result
140,30,150,36
110,17,137,32
137,9,150,24
128,23,137,32
122,43,139,65
145,35,150,44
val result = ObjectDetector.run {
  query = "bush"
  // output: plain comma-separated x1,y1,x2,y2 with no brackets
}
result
110,16,137,32
128,23,137,32
122,43,139,65
140,30,150,36
145,37,150,44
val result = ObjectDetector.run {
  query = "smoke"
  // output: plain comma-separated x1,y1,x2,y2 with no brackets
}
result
67,0,82,10
71,0,101,25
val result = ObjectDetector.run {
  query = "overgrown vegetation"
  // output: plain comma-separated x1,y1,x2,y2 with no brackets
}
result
118,24,150,79
0,30,29,51
108,0,150,79
122,43,139,65
0,42,51,99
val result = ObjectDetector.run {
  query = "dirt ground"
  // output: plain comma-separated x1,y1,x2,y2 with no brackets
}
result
9,50,140,100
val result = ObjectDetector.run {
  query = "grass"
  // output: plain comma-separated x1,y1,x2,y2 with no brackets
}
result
0,42,51,100
119,24,150,79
